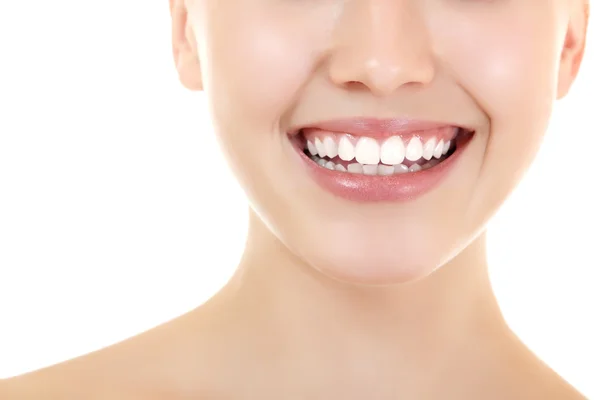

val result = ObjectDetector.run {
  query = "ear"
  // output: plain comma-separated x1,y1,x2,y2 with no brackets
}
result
556,0,589,99
170,0,203,91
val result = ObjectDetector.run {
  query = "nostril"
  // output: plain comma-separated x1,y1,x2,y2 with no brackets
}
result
343,81,369,92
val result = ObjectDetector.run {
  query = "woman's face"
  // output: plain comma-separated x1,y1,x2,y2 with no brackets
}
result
175,0,586,284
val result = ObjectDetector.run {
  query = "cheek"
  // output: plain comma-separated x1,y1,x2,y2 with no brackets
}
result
436,11,562,128
432,10,564,215
196,5,339,220
201,6,335,127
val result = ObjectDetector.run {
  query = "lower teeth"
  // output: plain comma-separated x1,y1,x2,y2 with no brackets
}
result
308,155,445,175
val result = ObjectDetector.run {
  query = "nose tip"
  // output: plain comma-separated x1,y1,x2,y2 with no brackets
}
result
333,56,436,97
327,2,436,97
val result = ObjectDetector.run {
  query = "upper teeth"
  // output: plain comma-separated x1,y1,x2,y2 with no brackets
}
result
338,136,355,161
323,136,338,158
307,134,452,165
356,137,380,164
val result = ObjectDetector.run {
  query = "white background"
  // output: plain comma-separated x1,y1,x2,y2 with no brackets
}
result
0,1,598,398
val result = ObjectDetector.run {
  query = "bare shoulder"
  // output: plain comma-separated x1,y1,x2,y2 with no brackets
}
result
518,367,587,400
510,367,587,400
0,308,223,400
486,334,587,400
0,329,173,400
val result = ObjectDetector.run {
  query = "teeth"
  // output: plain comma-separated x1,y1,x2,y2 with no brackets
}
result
307,141,318,156
433,140,444,159
338,136,355,161
380,136,405,165
422,138,436,161
347,163,363,174
355,137,380,165
394,164,409,174
305,133,457,176
442,140,451,155
405,137,423,162
315,138,327,158
422,159,440,169
378,164,395,176
362,164,378,176
323,137,338,158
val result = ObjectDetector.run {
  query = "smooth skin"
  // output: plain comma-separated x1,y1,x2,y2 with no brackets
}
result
1,0,591,399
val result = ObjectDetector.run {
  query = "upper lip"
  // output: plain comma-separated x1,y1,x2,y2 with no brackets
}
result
289,117,470,138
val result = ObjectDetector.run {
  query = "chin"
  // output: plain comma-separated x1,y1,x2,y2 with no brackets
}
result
301,238,448,286
317,263,434,286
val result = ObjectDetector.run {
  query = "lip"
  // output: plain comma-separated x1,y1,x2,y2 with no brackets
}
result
288,118,475,203
289,117,470,139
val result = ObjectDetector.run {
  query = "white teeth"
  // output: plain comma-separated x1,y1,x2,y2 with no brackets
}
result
306,134,456,176
442,140,451,155
347,163,364,174
422,159,439,169
355,137,380,165
380,136,405,165
307,141,318,156
338,136,355,161
433,140,444,159
323,137,338,158
308,135,452,162
315,138,327,158
362,164,378,176
378,164,395,176
423,138,436,161
394,164,409,174
405,137,423,162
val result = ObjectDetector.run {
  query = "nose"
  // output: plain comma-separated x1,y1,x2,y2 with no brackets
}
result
328,0,435,97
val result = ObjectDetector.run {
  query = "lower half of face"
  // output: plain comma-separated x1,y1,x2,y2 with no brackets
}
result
195,0,567,284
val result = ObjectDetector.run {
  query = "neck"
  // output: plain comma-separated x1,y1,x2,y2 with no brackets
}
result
218,209,509,391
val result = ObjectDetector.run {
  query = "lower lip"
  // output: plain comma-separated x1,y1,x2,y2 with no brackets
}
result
291,131,473,203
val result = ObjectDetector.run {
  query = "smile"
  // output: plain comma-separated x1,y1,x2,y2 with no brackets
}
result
289,118,475,202
304,126,457,175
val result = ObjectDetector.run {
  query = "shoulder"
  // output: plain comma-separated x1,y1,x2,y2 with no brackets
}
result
0,309,220,400
489,337,586,400
0,339,163,400
524,366,586,399
510,371,586,400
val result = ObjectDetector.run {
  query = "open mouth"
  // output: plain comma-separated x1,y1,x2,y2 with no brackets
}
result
292,126,474,176
286,118,476,202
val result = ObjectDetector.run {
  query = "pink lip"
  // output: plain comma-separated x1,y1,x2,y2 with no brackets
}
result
290,117,468,139
289,118,474,203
